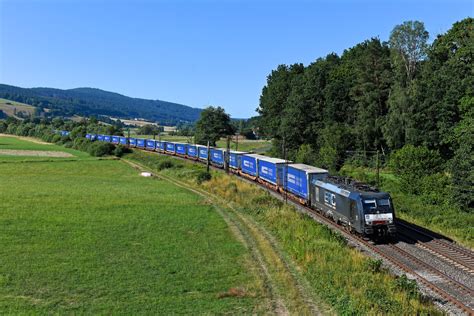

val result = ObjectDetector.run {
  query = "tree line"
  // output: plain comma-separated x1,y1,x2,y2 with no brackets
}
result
257,18,473,209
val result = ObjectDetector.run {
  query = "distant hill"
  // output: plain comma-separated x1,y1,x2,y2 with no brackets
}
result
0,84,202,125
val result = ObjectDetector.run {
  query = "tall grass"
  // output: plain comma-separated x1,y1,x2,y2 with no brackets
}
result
127,151,440,315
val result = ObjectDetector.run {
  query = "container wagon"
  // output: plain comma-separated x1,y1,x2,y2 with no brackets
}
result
137,138,146,148
254,154,288,189
119,137,128,146
175,143,187,157
129,138,137,147
157,141,166,152
210,148,225,167
104,135,112,142
281,164,328,204
165,142,175,154
146,139,156,150
97,134,105,141
240,154,259,179
198,145,209,162
229,150,249,173
187,144,198,159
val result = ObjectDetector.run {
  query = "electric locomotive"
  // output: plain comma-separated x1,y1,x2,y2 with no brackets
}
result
310,176,396,239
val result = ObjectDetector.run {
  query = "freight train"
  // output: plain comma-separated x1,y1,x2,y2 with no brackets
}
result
83,133,396,239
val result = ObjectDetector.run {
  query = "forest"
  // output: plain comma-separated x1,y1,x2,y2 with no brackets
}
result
257,18,473,209
0,85,202,125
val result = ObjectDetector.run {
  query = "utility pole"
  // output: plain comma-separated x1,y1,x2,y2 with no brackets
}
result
225,136,230,174
235,133,239,151
376,149,380,188
282,137,288,204
206,140,210,173
127,128,130,146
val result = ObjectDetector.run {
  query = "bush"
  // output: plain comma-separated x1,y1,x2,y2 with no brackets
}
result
420,173,451,205
157,159,175,170
196,171,212,184
113,145,130,157
87,142,115,157
51,134,62,144
389,145,443,194
63,141,73,148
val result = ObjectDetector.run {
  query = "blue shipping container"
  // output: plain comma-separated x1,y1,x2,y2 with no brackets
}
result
85,134,91,139
90,134,97,141
210,148,225,166
241,154,258,176
104,135,111,142
129,138,137,147
158,141,166,151
258,157,286,185
146,139,156,150
175,143,186,155
97,135,104,141
137,138,146,148
198,146,208,160
112,136,120,144
119,137,127,145
187,145,197,157
166,142,175,153
229,151,249,169
283,164,328,199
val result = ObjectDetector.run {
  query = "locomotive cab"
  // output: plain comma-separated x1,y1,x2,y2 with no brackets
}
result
361,193,396,238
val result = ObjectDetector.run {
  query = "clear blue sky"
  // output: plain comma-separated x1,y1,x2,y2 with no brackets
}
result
0,0,472,118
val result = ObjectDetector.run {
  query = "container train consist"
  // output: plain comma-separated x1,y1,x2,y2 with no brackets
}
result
84,133,396,239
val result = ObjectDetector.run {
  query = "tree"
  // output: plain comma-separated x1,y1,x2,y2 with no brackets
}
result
389,21,429,82
137,124,163,135
194,106,235,146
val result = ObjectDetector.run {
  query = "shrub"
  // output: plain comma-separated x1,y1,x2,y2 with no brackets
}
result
389,145,443,194
51,134,62,144
157,159,175,170
63,141,73,148
87,142,115,157
395,275,419,300
196,171,212,184
419,173,451,205
295,144,316,165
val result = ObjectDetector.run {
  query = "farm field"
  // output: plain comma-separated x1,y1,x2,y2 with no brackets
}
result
0,98,36,118
0,138,263,313
0,135,90,161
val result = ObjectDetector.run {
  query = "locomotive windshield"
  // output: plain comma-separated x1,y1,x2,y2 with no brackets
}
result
362,198,392,214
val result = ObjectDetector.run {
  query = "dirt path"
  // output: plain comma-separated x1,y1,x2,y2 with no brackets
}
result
122,158,327,315
0,134,52,145
0,149,73,157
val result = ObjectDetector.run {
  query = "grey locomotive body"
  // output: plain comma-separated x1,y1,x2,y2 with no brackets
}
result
310,177,396,238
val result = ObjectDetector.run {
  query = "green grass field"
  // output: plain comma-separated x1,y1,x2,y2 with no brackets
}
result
0,136,91,161
0,137,263,313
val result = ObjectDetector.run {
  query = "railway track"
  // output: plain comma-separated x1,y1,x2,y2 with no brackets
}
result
397,220,474,274
134,148,474,315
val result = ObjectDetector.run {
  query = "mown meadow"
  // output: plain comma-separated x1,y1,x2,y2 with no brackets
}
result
126,150,441,315
0,139,264,314
0,136,91,161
